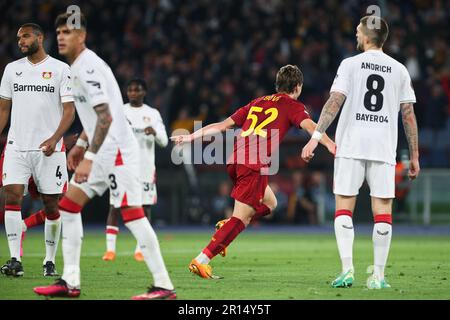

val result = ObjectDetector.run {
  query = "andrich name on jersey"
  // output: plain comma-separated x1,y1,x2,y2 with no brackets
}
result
356,113,388,123
13,83,55,93
361,62,392,73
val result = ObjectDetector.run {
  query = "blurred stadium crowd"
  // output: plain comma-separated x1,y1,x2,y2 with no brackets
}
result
0,0,449,224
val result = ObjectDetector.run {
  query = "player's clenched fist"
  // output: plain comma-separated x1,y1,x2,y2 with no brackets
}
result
301,139,319,163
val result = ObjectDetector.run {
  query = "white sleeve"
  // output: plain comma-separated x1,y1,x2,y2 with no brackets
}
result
399,68,416,104
60,65,74,103
152,109,168,147
78,66,109,107
0,65,12,100
330,59,351,96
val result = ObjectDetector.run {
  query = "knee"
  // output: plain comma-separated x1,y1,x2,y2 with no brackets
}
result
42,197,59,215
266,198,277,212
121,206,146,223
4,188,23,206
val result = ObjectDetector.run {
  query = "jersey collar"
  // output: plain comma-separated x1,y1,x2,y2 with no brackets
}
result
26,55,49,66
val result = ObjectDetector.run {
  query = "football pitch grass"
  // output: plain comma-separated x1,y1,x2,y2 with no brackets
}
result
0,228,449,300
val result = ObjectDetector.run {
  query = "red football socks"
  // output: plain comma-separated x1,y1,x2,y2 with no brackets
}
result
24,210,46,229
250,204,271,223
203,216,245,258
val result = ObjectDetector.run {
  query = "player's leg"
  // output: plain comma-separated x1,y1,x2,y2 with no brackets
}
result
216,185,277,257
190,199,254,279
366,161,395,289
40,193,62,276
331,158,365,288
103,205,120,261
111,155,175,299
33,184,91,297
0,188,4,225
32,151,68,276
1,149,29,276
250,185,277,223
1,184,26,277
133,204,152,262
33,152,110,298
23,177,46,231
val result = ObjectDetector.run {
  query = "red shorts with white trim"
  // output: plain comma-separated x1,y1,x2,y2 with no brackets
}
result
227,164,268,210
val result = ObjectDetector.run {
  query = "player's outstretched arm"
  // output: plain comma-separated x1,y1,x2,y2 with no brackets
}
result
400,102,420,180
300,119,336,159
39,101,76,156
170,117,235,145
0,98,11,134
301,92,345,162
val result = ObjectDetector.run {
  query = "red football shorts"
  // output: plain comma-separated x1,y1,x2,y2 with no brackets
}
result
226,164,268,210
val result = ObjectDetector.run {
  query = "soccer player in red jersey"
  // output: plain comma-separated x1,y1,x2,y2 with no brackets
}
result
171,65,336,278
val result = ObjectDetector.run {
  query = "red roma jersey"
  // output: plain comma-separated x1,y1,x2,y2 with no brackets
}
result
229,93,310,171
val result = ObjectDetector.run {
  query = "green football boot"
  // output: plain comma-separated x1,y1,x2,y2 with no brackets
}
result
366,274,391,289
331,269,354,288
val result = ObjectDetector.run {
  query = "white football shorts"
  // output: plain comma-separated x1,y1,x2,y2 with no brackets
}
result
70,143,142,208
2,148,68,194
333,157,395,198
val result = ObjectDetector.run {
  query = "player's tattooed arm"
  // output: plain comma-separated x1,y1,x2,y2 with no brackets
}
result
0,98,11,134
315,92,346,133
88,103,113,154
400,102,419,160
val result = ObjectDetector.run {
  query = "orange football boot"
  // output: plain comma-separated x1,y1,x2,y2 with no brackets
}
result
188,259,223,279
102,251,116,261
134,251,145,262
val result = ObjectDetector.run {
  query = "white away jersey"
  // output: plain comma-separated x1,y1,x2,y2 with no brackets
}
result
0,56,73,151
124,103,168,181
70,49,137,152
330,50,416,165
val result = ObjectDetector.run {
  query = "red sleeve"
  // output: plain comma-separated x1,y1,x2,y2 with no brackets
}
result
230,104,250,127
288,101,310,127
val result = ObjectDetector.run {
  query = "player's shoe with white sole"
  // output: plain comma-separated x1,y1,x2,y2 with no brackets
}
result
43,261,59,277
331,269,354,288
131,286,177,300
0,258,24,277
366,274,391,289
188,259,222,279
33,278,81,298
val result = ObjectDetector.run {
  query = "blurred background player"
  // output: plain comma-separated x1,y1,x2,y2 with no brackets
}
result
102,78,168,262
0,23,75,277
171,65,336,279
302,16,420,289
33,13,175,300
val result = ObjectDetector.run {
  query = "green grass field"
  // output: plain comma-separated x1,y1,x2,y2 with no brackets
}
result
0,229,449,300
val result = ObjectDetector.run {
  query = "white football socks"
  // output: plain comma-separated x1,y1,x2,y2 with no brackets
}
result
334,214,354,273
372,222,392,280
106,226,119,252
135,242,141,254
43,217,61,265
125,218,173,290
195,252,210,265
60,211,83,288
5,210,22,261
